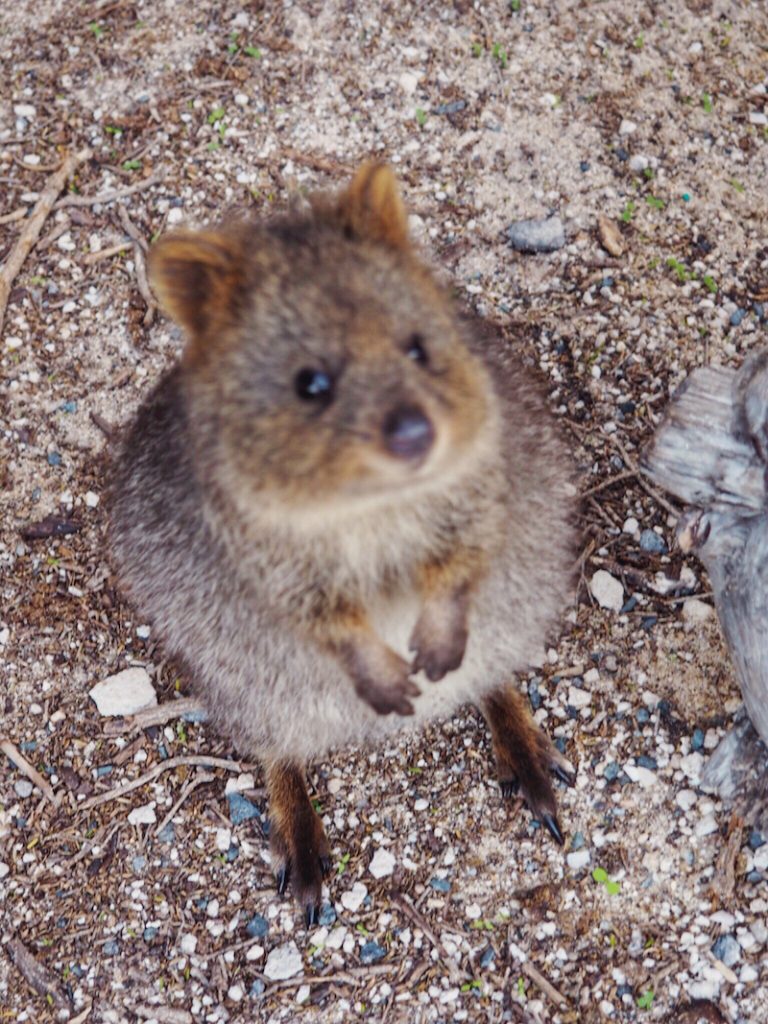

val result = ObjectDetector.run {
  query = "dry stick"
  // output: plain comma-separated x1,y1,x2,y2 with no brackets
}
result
0,147,91,338
83,240,131,265
117,202,156,325
80,754,244,810
580,469,636,498
521,960,568,1008
0,206,28,225
7,937,70,1012
609,435,680,518
154,770,215,836
270,964,394,991
391,892,463,986
103,695,206,736
55,171,162,209
0,739,61,808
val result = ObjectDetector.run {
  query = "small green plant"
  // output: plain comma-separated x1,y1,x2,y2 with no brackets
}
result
227,32,239,55
702,275,717,294
244,46,261,58
591,866,621,895
122,159,142,171
666,256,692,282
470,918,495,931
636,990,654,1010
492,42,508,68
208,106,226,125
88,21,105,39
517,977,526,997
645,194,665,210
336,852,350,875
620,200,636,223
311,798,322,813
729,178,745,193
176,721,187,743
702,92,713,113
471,41,483,57
643,166,654,180
415,107,427,128
460,979,483,992
509,0,521,11
633,33,644,49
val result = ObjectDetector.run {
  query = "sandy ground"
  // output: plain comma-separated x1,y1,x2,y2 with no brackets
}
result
1,1,767,1022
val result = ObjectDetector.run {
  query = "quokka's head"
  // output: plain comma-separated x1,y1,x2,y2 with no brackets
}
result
148,163,497,511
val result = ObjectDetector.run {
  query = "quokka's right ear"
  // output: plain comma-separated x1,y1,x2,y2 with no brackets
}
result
148,229,246,338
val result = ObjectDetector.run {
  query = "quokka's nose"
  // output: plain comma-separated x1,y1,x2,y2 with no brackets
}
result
382,405,434,460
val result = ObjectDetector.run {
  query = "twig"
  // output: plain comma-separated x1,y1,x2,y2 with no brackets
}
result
0,738,61,808
37,216,71,250
521,960,568,1008
7,937,70,1011
391,891,463,985
117,202,156,325
270,964,394,991
83,240,131,265
580,469,635,498
609,435,680,518
0,206,28,225
0,147,91,338
89,410,117,438
154,770,215,836
55,171,162,209
102,695,206,736
80,754,244,810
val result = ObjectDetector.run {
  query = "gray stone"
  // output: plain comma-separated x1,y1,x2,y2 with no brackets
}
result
507,216,565,253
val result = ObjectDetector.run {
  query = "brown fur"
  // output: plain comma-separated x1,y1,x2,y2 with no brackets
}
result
109,163,578,916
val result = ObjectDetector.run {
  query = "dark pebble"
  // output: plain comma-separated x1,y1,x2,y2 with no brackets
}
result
600,277,614,288
639,529,667,554
60,400,77,413
528,678,542,710
195,897,209,911
621,596,638,613
250,979,266,998
730,308,746,327
580,160,590,172
70,964,85,979
506,216,565,253
429,877,451,893
554,737,567,755
636,708,650,725
318,904,337,926
47,451,62,466
95,765,113,777
753,302,765,321
227,793,262,825
132,856,147,872
225,843,239,862
143,926,158,942
246,913,269,939
103,939,120,956
19,740,37,752
56,916,68,929
157,823,175,843
616,147,629,161
604,762,620,781
157,744,169,760
747,870,763,883
691,728,705,752
360,941,386,964
618,400,636,416
31,487,41,502
711,934,741,967
636,755,657,770
570,831,585,851
433,100,467,115
640,616,657,631
748,830,766,850
479,946,495,968
617,984,634,998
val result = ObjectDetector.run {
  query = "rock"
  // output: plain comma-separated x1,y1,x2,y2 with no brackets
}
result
640,529,667,554
683,599,714,624
128,803,157,826
318,904,337,926
628,154,649,173
597,215,625,257
227,793,261,824
369,847,396,879
712,934,741,967
246,913,269,938
225,772,255,795
180,933,197,955
567,685,592,709
89,668,157,717
215,828,232,852
341,881,368,912
14,779,33,799
590,570,624,612
264,942,303,980
506,216,565,253
429,877,451,892
619,118,638,135
676,789,698,811
360,941,387,964
695,814,718,837
623,764,657,788
567,849,591,870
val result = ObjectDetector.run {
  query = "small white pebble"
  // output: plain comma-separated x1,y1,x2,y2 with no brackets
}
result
369,847,396,879
215,828,232,853
179,933,197,955
128,803,156,826
567,849,591,871
84,490,100,508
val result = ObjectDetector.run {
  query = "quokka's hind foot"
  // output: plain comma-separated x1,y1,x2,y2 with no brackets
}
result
481,683,575,846
266,762,332,926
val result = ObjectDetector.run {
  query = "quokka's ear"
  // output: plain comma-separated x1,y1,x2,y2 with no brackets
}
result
148,229,246,337
337,162,410,249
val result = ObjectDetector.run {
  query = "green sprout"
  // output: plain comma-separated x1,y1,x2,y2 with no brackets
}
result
620,200,636,223
336,852,350,875
645,195,665,210
471,42,483,57
492,42,508,68
244,46,261,58
592,866,621,895
88,21,105,39
637,990,654,1010
415,107,427,128
701,92,713,113
633,33,644,50
666,257,692,282
122,159,142,171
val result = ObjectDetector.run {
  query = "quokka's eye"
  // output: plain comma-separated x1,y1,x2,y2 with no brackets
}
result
404,333,429,366
294,367,334,402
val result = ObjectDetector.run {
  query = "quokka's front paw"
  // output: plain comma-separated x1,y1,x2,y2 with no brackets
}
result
352,647,421,716
409,602,468,681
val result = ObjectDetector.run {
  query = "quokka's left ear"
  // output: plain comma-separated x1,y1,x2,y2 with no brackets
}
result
335,161,410,250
